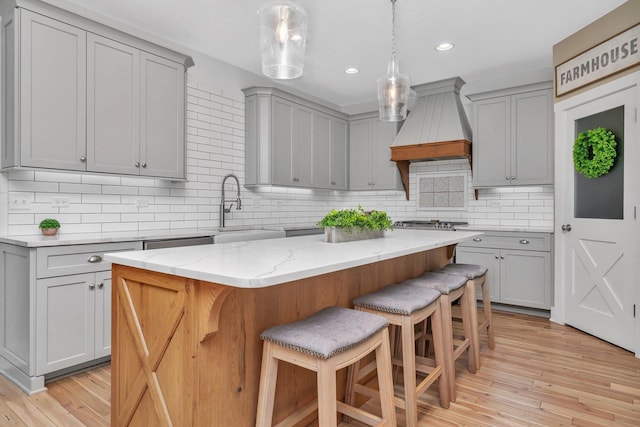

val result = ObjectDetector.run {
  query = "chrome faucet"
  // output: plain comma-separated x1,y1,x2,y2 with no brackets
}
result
220,173,242,228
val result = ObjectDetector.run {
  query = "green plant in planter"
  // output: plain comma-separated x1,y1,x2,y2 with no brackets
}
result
38,218,61,230
317,205,393,232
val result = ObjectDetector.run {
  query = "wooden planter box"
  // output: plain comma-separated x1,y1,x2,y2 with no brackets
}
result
324,227,384,243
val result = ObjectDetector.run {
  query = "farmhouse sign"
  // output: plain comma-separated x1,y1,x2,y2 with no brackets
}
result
556,24,639,96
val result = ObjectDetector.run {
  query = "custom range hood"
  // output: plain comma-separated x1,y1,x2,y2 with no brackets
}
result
390,77,472,199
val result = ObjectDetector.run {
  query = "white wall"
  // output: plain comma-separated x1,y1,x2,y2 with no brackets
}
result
0,26,553,236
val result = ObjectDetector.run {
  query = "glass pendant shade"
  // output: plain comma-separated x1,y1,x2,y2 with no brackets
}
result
377,58,410,122
258,1,307,79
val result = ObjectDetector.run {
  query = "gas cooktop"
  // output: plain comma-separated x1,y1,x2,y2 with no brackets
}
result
393,220,469,230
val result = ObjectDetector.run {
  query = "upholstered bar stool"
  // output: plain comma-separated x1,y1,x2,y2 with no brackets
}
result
404,272,478,402
349,284,449,427
256,306,397,427
436,263,494,371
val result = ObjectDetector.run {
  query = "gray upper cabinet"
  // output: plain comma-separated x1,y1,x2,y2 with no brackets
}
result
470,83,553,187
18,10,87,171
243,87,349,190
349,114,401,191
1,2,192,179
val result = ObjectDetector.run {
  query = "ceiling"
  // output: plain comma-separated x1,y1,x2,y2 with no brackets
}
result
58,0,626,108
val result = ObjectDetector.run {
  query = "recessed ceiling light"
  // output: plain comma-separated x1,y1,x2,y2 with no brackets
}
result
435,42,454,51
344,67,360,74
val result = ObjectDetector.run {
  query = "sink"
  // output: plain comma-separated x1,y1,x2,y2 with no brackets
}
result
213,229,286,243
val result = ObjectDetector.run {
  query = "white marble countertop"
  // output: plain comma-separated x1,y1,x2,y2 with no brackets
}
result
105,229,483,288
456,225,554,233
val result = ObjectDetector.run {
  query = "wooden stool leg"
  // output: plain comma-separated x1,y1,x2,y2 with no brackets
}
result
317,359,338,427
375,329,398,427
480,275,495,350
400,315,418,427
463,281,479,374
256,342,279,427
438,295,456,402
430,304,450,408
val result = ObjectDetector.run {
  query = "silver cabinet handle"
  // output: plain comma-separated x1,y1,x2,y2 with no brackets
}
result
495,255,499,259
561,224,572,232
89,283,95,290
500,256,505,259
87,255,102,263
98,282,104,289
511,176,516,180
80,156,86,162
473,237,482,242
519,239,530,245
141,163,147,168
135,162,140,168
505,177,510,181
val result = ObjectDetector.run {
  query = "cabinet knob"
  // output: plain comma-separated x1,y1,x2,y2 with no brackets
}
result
495,255,499,259
135,162,140,168
519,239,530,245
500,256,505,260
331,181,336,185
505,177,510,181
80,156,86,162
141,163,147,168
87,255,102,263
472,237,482,242
561,224,572,232
511,176,516,180
98,282,104,289
89,283,95,290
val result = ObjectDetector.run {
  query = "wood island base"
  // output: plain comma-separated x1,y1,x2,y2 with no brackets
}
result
111,246,452,426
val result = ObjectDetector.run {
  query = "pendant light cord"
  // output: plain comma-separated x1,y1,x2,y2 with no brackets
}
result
391,0,397,62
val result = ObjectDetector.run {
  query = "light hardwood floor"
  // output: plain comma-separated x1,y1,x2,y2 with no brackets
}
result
1,310,639,426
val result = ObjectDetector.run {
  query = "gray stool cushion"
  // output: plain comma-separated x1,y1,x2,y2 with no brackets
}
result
354,284,441,315
260,306,389,360
403,272,468,295
436,263,488,279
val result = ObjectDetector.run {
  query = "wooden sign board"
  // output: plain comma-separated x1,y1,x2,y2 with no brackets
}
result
556,24,640,96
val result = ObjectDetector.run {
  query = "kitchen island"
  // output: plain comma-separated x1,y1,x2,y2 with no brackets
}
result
105,229,482,426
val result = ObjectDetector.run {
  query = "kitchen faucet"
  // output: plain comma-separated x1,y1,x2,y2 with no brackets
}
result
219,173,242,228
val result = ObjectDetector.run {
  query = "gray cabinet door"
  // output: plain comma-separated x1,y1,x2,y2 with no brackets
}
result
293,105,313,187
331,118,348,190
455,247,500,302
36,273,95,375
349,119,373,190
94,270,111,358
140,52,185,179
371,120,400,190
20,10,86,171
87,34,140,175
501,249,551,309
511,90,553,185
472,96,510,187
313,112,332,188
272,97,294,185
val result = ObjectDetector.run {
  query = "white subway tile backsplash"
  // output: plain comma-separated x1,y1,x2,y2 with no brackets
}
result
2,82,553,236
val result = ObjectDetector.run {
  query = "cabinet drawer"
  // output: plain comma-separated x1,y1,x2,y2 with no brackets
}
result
458,232,551,251
36,242,142,278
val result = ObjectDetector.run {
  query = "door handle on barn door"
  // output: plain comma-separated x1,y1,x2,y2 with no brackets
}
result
561,224,572,232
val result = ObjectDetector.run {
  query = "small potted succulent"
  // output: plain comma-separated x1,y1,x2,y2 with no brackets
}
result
39,218,61,236
317,205,393,243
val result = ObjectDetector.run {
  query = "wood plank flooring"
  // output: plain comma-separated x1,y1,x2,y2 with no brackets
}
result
1,310,639,426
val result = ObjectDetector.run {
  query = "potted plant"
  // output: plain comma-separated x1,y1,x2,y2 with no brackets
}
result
317,206,393,243
39,218,61,236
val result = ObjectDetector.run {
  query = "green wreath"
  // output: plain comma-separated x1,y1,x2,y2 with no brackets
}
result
573,127,617,178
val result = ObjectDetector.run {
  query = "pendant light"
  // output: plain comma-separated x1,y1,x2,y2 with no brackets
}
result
258,0,307,79
377,0,410,122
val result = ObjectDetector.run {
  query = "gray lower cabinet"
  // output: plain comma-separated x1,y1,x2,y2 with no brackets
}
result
456,231,552,310
0,241,141,394
243,87,349,190
349,113,402,191
470,83,553,187
1,4,191,179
